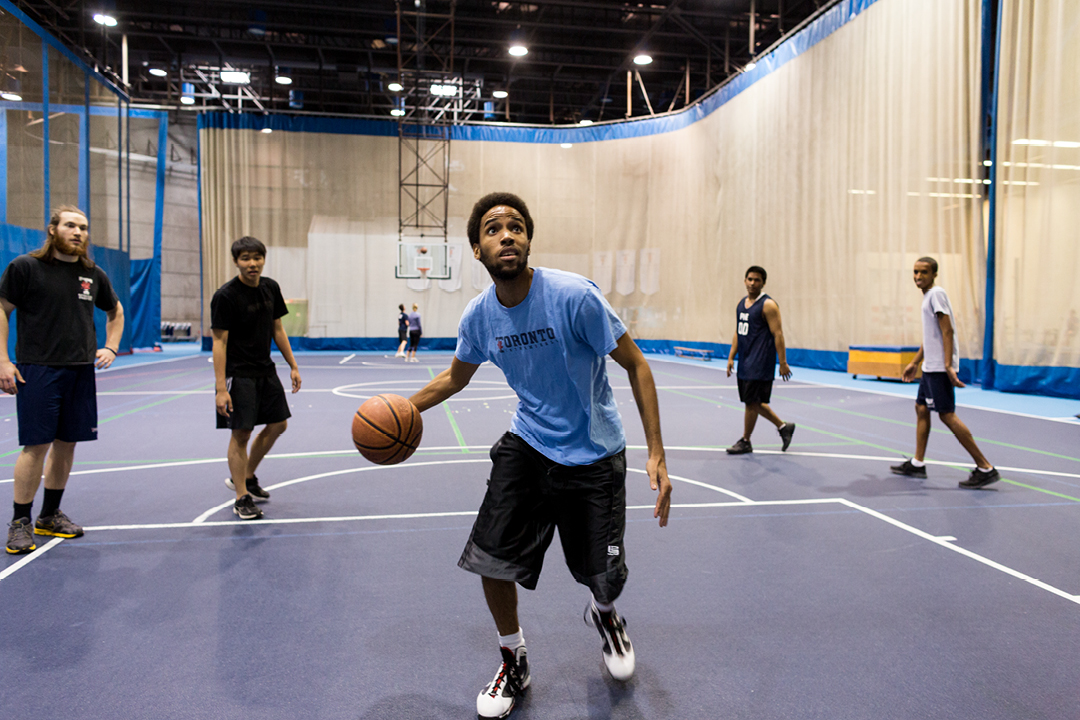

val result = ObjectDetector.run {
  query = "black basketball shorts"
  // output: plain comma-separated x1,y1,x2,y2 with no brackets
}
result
916,371,956,415
458,432,629,604
216,374,292,431
408,330,421,350
737,378,773,404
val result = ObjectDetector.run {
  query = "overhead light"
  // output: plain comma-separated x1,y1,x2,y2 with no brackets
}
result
561,143,572,149
220,70,251,84
1,91,23,101
492,90,508,99
388,82,403,92
148,68,167,77
275,74,292,85
180,82,195,105
744,61,757,71
579,119,593,126
983,160,993,167
261,127,273,134
633,54,652,65
509,44,528,57
429,84,458,97
391,108,405,117
93,13,118,27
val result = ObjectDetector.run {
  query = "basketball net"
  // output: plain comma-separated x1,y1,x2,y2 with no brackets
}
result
415,248,433,282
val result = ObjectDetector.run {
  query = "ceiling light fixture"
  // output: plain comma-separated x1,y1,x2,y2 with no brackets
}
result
492,90,508,99
93,13,118,27
633,54,652,65
220,70,251,84
429,83,458,97
391,108,405,117
275,70,292,85
148,68,167,77
579,119,593,126
509,44,528,57
261,127,273,134
388,82,403,92
744,61,757,71
1,92,22,101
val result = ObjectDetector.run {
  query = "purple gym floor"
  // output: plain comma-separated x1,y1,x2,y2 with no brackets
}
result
1,350,1078,719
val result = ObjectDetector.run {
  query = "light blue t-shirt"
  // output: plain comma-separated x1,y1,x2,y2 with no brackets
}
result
455,267,628,466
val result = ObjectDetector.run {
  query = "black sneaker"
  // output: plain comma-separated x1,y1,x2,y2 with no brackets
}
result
778,422,796,451
726,437,752,455
890,459,927,479
225,476,270,502
586,602,635,681
959,467,1000,489
476,645,529,719
233,494,264,520
6,517,36,554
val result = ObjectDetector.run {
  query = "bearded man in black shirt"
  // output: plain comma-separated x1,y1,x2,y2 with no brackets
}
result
211,236,301,520
0,205,125,555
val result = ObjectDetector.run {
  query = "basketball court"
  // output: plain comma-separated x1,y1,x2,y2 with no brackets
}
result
1,347,1077,719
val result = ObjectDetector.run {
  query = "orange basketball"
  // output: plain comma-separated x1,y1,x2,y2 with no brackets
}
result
352,394,423,465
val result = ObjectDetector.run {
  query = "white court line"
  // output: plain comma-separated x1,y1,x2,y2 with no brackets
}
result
626,467,752,503
340,354,356,364
191,458,491,523
0,537,64,582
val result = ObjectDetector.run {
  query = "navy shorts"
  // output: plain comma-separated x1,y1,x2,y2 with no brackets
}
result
916,372,956,415
16,364,98,446
216,374,292,431
737,378,773,404
459,432,629,604
398,327,408,343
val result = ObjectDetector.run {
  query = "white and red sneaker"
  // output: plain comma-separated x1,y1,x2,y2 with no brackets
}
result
586,601,635,681
476,645,529,719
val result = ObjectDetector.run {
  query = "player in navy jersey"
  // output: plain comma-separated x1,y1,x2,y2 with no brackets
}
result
725,266,795,454
408,192,671,719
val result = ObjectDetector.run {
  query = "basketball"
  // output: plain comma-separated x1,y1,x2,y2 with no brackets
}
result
419,245,428,254
352,394,423,465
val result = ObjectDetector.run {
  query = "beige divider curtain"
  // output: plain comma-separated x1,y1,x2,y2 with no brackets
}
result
201,0,984,355
995,0,1080,372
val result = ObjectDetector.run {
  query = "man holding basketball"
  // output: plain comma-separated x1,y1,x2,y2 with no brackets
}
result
409,192,672,719
212,236,301,520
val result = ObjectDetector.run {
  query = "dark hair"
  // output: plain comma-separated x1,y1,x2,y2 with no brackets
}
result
398,304,404,311
31,205,95,268
466,192,534,247
745,265,767,283
231,236,267,261
916,256,938,273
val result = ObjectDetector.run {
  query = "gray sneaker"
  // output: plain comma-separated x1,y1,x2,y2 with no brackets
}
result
7,517,37,554
225,476,270,502
34,510,84,538
233,494,264,520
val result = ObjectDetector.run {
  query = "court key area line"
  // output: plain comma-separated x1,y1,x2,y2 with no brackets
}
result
0,537,65,583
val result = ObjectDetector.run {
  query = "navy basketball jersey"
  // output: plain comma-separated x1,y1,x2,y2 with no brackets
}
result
735,294,777,380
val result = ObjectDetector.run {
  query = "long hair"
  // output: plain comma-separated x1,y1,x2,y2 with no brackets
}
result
30,205,95,268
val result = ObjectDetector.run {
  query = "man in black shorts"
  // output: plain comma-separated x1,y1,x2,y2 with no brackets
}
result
409,192,671,719
725,265,795,454
890,257,998,487
212,236,302,520
395,304,408,357
0,205,124,554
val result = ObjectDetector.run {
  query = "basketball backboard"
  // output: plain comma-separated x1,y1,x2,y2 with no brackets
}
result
395,241,451,280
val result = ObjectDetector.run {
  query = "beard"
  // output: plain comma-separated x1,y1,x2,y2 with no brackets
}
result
54,235,88,257
478,244,529,281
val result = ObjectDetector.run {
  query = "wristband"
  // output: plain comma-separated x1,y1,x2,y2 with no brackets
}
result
103,347,118,356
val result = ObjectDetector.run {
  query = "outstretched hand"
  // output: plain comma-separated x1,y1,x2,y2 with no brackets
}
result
647,454,672,527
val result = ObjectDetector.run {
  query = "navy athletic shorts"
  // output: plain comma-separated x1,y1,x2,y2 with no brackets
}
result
398,327,408,343
916,371,956,415
216,374,291,431
458,432,629,604
737,378,773,404
16,363,98,446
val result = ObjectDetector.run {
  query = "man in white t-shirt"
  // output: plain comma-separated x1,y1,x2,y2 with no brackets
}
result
890,257,998,488
408,192,671,719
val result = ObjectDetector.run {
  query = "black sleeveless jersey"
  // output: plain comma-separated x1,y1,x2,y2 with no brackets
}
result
735,294,777,381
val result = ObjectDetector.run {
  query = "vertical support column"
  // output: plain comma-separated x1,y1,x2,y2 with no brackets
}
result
79,71,90,214
980,0,1004,389
0,108,7,225
749,0,756,58
625,70,631,118
125,102,131,253
42,40,50,224
117,97,123,251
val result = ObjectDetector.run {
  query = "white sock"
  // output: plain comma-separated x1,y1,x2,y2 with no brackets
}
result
911,459,925,467
592,599,614,613
499,628,525,650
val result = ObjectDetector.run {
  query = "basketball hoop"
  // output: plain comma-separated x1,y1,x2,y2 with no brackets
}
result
415,245,433,282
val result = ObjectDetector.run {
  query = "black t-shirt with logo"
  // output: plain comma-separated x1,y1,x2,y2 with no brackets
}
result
0,254,119,365
210,276,288,378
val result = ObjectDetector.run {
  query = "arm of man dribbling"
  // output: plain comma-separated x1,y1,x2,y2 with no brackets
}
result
609,333,672,527
0,297,24,394
409,357,479,412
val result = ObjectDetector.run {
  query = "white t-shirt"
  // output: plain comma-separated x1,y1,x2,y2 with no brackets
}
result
921,286,959,372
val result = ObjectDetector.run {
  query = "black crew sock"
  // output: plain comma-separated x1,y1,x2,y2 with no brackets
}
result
13,502,33,523
40,488,65,518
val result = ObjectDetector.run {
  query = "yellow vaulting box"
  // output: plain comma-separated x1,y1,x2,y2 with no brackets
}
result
847,345,922,380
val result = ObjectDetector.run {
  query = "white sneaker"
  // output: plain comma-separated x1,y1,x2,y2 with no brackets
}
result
476,646,529,719
586,601,635,680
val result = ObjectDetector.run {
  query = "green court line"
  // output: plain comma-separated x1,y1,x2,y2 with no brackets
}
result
429,367,469,452
656,385,1080,503
106,367,209,393
99,383,214,424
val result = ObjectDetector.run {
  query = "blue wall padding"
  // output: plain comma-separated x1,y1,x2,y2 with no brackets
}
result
91,246,132,354
129,257,161,349
993,364,1080,400
203,336,459,353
